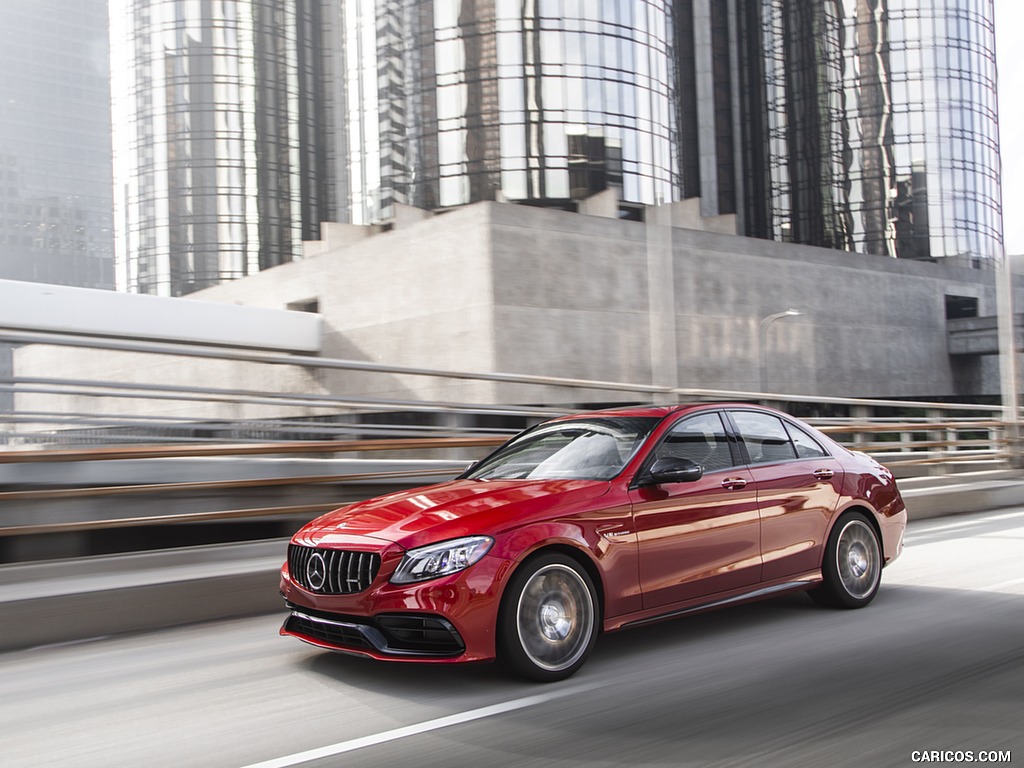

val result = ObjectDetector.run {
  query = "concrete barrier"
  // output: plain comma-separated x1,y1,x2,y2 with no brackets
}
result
900,471,1024,519
0,540,285,652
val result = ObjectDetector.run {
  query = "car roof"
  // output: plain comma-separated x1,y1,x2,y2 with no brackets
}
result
547,402,766,422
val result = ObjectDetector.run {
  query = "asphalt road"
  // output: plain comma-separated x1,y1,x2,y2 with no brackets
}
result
2,508,1022,768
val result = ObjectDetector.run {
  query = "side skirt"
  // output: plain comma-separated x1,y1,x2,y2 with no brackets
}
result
611,575,820,632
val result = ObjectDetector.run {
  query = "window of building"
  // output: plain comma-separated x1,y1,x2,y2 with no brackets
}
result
287,298,319,313
945,294,978,320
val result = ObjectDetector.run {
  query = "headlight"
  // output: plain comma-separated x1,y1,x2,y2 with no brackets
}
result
390,536,494,584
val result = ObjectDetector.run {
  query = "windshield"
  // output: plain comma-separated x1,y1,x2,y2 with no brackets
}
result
465,416,661,481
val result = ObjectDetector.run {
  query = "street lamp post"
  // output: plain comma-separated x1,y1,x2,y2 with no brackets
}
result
759,309,802,394
996,248,1020,466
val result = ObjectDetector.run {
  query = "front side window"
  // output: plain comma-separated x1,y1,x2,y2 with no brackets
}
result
730,411,798,465
466,417,660,481
651,412,735,473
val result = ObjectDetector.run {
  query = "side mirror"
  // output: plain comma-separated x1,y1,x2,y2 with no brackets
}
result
642,457,704,486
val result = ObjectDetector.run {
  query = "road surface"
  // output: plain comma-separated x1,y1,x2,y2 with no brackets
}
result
2,508,1022,767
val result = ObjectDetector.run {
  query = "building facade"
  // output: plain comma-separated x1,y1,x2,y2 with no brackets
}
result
731,0,1002,265
12,203,1013,425
0,0,117,419
0,0,115,289
109,0,342,296
341,0,680,224
340,0,1001,264
340,0,680,224
107,0,1003,295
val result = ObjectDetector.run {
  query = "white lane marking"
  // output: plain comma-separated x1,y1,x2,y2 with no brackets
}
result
910,509,1024,536
981,575,1024,591
28,635,113,651
239,681,604,768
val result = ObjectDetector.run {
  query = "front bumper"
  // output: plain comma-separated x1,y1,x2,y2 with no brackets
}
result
279,549,512,663
281,604,466,658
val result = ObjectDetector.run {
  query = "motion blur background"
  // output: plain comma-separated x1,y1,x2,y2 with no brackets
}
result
0,1,1022,766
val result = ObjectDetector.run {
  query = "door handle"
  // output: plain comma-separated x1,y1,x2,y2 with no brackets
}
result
813,468,835,480
721,477,747,490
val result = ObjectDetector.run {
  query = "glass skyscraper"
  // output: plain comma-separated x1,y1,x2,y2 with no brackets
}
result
0,0,115,289
732,0,1001,264
109,0,1002,295
338,0,1001,264
110,0,340,296
342,0,679,224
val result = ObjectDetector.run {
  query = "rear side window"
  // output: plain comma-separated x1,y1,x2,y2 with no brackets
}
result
730,411,798,465
783,421,830,459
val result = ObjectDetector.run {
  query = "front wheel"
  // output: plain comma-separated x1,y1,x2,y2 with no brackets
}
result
498,553,599,682
810,511,882,609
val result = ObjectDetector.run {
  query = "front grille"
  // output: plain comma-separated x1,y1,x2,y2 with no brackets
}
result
288,544,380,594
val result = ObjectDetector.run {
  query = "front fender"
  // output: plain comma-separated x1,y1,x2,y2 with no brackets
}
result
490,520,642,621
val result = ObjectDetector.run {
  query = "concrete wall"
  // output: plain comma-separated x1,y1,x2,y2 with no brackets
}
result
191,202,500,405
10,201,1012,428
487,202,1003,401
14,205,503,423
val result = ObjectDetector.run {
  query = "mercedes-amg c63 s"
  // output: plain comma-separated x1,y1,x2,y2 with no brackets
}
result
280,403,906,681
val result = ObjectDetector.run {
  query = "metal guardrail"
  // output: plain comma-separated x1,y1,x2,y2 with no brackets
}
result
0,441,504,542
815,420,1008,466
0,436,505,462
0,324,1006,443
0,326,1016,548
0,422,1009,540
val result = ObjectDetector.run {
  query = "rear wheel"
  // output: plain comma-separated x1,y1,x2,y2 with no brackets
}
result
810,511,882,608
498,553,598,682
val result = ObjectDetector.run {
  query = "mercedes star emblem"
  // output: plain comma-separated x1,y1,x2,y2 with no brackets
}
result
306,551,327,591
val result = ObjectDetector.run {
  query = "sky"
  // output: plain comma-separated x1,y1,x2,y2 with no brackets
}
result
995,0,1024,254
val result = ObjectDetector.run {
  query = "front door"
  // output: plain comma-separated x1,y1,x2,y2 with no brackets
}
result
630,411,762,609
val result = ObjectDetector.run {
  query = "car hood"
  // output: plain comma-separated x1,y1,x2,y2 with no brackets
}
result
301,478,611,549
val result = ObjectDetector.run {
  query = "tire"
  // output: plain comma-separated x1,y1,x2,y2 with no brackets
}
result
498,553,599,682
809,511,882,609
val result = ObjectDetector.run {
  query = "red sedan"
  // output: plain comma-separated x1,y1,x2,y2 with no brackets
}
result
280,404,906,681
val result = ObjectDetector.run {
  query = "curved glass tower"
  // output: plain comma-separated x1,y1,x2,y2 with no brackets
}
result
342,0,682,224
845,0,1001,263
111,0,338,296
736,0,1001,264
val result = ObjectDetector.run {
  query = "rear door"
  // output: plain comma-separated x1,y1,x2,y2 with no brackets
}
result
725,410,844,581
